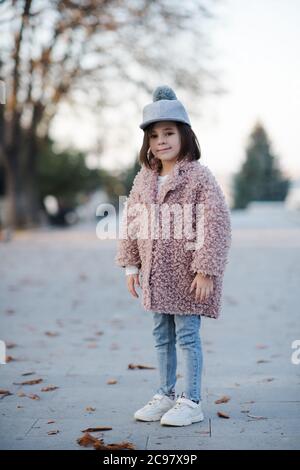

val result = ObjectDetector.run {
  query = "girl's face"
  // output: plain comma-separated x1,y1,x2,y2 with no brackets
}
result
149,121,181,164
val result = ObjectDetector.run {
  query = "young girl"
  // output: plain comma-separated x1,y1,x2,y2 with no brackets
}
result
115,85,231,427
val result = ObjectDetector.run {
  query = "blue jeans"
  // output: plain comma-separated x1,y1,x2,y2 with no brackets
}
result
152,312,203,402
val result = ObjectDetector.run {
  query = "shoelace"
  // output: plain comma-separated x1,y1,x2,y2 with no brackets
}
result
148,397,162,406
173,401,185,410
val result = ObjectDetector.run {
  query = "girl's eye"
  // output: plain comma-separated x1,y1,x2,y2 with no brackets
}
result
150,133,173,138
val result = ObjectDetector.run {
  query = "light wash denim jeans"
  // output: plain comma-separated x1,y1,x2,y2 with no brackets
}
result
152,312,203,402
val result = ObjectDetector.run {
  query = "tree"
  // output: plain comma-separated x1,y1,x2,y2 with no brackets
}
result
0,0,220,228
233,122,290,210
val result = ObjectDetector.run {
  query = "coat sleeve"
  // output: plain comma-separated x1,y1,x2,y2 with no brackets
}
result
114,169,143,269
190,166,232,277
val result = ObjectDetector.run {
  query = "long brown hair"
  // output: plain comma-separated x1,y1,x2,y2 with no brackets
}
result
139,121,201,171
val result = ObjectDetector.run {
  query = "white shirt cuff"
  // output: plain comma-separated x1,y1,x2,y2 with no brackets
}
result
125,265,139,275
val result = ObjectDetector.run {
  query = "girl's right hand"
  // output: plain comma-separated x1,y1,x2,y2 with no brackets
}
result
126,273,141,298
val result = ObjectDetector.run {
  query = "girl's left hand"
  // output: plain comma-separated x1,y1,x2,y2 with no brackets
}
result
190,273,214,302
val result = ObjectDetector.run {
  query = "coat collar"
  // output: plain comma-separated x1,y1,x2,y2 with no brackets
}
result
145,156,193,204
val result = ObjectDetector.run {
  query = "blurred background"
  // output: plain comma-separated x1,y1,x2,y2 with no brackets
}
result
0,0,299,234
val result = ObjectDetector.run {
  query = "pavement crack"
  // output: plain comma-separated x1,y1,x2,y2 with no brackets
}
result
25,418,39,436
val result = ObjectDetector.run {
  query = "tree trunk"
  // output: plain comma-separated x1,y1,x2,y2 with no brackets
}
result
3,149,28,228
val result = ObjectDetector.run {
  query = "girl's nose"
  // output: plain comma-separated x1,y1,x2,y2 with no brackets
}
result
157,135,166,144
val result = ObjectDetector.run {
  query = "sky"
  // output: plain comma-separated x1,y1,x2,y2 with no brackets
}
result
51,0,300,183
198,0,300,180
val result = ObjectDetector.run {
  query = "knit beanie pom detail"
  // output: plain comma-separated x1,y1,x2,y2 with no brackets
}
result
152,85,177,102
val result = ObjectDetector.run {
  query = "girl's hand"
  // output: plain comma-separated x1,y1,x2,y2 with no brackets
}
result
126,273,141,298
190,273,214,302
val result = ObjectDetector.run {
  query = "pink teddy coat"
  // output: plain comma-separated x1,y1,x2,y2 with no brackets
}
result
115,157,232,318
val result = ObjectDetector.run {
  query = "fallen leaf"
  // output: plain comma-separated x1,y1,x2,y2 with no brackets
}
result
0,389,13,398
128,363,156,370
45,331,59,337
215,395,231,404
17,406,23,409
6,342,17,349
247,414,268,420
47,421,55,424
47,430,59,435
257,359,270,364
77,432,135,450
17,391,40,400
81,427,112,432
77,432,99,447
217,411,230,419
96,441,135,450
106,379,117,385
41,386,59,392
21,372,35,376
14,378,43,385
86,407,96,412
6,355,16,362
28,394,40,400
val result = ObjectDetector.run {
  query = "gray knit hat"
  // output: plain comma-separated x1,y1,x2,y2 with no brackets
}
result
139,85,191,130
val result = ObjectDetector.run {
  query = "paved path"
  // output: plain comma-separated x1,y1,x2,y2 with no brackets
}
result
0,207,300,450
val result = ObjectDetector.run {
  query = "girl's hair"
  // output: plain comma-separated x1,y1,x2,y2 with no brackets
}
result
139,121,201,171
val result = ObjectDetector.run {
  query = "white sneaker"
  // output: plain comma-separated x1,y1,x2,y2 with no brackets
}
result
160,397,204,426
134,393,175,422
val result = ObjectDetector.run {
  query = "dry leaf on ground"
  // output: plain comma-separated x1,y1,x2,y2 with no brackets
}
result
77,432,135,450
106,379,117,385
0,389,13,398
86,407,96,412
217,411,230,419
14,378,43,385
41,386,59,392
6,356,16,362
27,394,40,400
128,363,156,370
215,395,230,404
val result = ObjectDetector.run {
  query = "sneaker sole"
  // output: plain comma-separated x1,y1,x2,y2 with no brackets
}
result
160,413,204,426
134,413,164,422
